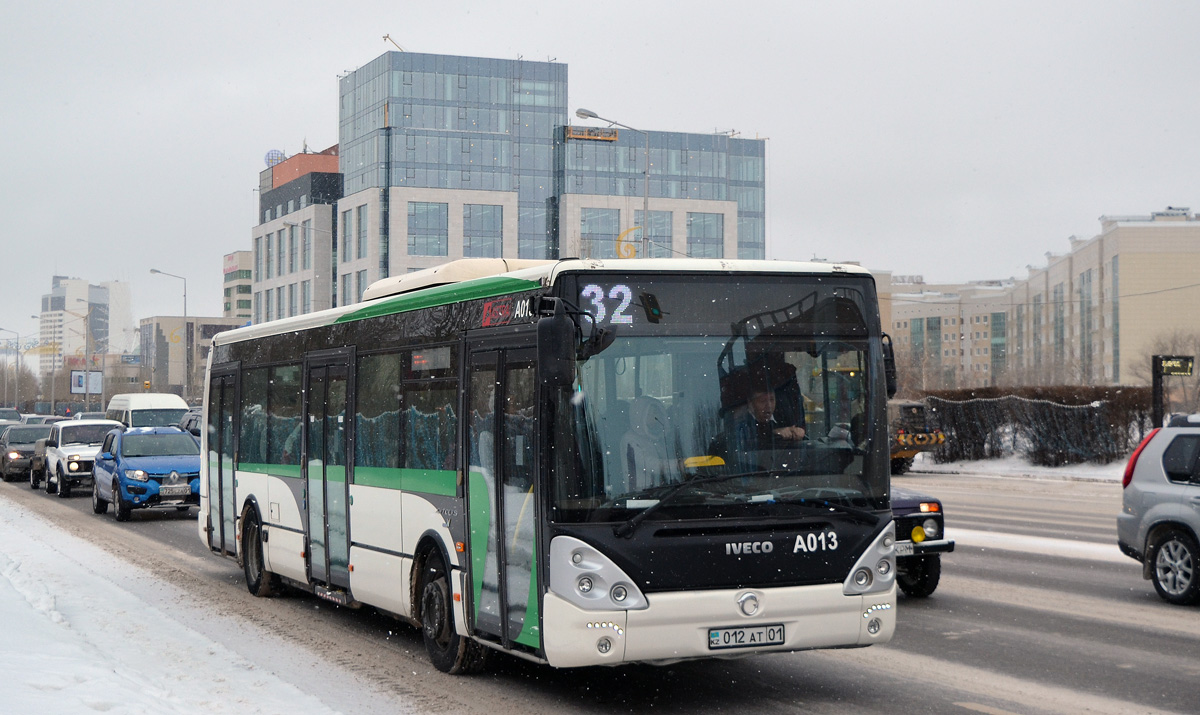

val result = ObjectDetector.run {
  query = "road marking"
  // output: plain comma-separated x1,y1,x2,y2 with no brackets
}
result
942,575,1200,639
954,703,1023,715
951,528,1128,564
830,646,1180,715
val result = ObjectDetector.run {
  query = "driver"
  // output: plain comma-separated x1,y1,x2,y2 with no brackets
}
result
710,380,806,471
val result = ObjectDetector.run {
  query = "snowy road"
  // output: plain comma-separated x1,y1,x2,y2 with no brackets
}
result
2,458,1194,714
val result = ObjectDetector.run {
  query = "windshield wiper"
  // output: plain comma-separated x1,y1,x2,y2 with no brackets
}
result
613,470,767,539
770,497,882,525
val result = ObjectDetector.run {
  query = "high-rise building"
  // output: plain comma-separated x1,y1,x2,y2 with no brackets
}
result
36,277,135,376
252,145,342,322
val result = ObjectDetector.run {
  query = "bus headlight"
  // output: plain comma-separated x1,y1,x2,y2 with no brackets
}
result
844,522,897,596
550,536,648,611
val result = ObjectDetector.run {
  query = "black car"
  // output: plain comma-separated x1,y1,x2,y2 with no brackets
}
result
891,486,955,597
176,408,203,437
1,424,54,481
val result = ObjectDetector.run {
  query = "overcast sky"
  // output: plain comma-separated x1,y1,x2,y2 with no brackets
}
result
3,0,1198,346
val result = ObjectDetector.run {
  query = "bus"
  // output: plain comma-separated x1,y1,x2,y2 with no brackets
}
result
200,257,899,673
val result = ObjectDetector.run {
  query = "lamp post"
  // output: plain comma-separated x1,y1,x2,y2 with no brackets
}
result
150,268,190,401
0,328,16,410
575,108,651,258
65,303,93,411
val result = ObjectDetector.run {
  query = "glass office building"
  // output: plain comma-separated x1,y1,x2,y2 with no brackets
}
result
253,50,768,319
339,52,568,267
556,127,765,260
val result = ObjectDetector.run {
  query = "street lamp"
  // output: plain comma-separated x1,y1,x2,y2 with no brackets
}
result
0,328,17,410
575,108,651,258
66,301,94,411
150,268,190,401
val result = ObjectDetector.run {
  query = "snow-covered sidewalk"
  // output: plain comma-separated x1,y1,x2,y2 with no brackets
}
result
0,497,342,715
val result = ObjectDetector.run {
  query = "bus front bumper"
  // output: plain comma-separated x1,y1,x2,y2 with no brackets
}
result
541,582,896,668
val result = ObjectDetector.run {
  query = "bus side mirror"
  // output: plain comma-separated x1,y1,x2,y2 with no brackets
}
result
881,333,898,399
538,297,577,389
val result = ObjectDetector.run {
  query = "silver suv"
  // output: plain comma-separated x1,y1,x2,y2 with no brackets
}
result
1118,414,1200,605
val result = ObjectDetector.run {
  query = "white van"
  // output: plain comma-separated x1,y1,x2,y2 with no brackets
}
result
105,393,190,427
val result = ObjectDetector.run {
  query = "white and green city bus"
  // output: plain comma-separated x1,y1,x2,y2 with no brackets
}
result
200,257,899,673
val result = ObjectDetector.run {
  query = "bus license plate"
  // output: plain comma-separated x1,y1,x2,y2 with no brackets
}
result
160,485,190,497
708,624,785,650
895,542,914,556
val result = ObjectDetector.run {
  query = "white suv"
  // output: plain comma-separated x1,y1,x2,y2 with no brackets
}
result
1118,414,1200,605
44,419,122,498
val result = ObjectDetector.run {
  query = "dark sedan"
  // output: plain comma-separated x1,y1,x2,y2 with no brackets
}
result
1,424,54,481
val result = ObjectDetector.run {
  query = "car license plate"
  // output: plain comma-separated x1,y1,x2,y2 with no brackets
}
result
895,541,914,556
159,485,190,497
708,624,785,650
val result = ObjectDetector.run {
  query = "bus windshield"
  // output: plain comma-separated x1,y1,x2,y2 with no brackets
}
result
550,273,887,524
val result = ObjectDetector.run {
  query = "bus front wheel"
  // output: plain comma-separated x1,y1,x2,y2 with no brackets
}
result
242,509,279,597
419,550,487,674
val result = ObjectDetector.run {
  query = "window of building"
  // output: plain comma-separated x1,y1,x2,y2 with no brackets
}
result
275,287,285,320
686,212,724,258
253,237,262,281
276,232,285,277
463,204,502,257
263,290,272,322
342,209,353,262
635,210,673,258
580,208,620,259
288,225,297,274
301,280,311,314
342,273,352,306
356,269,368,302
287,283,296,317
408,202,448,256
264,236,273,279
357,205,368,260
301,219,313,270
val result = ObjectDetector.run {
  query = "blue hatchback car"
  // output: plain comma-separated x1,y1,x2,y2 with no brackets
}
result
92,426,201,521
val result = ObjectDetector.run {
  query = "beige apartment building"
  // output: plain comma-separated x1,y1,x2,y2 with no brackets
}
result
888,207,1200,390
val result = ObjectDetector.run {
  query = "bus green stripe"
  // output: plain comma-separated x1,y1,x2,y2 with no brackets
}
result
238,462,303,479
354,466,457,495
334,276,541,324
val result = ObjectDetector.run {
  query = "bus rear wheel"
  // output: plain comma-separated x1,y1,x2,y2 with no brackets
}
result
419,551,487,674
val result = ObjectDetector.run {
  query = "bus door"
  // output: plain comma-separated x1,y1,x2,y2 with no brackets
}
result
303,352,353,590
206,368,238,556
466,344,540,650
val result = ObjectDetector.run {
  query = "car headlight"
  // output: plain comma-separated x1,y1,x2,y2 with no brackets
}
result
124,469,149,482
68,462,80,472
922,518,940,540
68,454,81,461
6,451,18,460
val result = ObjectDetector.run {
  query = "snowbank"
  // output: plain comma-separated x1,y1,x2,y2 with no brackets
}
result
0,498,341,715
911,452,1126,482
